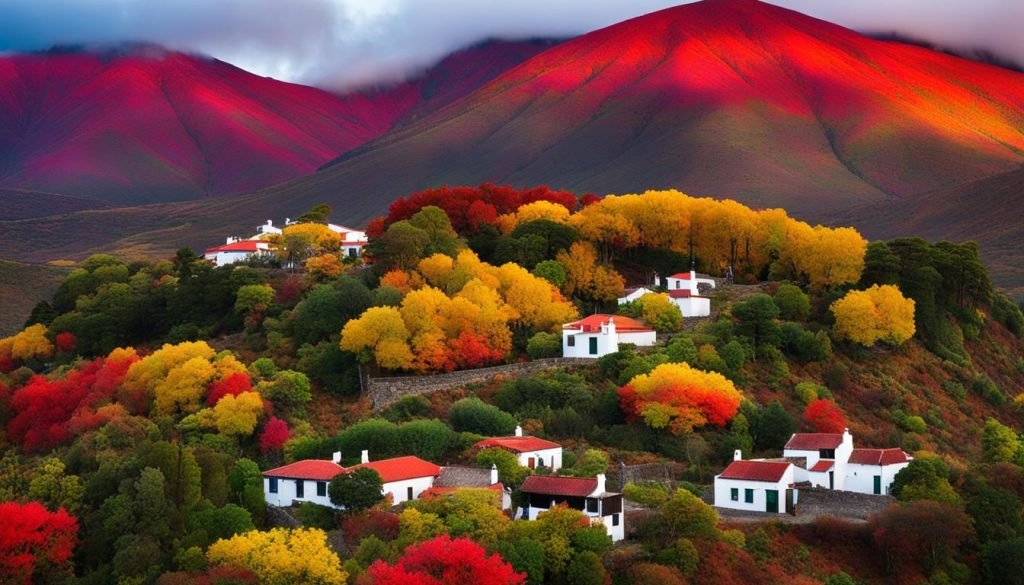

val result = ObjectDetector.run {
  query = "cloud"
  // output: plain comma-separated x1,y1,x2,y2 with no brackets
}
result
0,0,1021,90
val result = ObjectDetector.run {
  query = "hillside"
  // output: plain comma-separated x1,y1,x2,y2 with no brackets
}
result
0,40,554,207
0,259,69,336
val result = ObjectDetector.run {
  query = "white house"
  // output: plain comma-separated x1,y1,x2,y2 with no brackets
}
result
262,456,345,508
845,448,912,495
519,474,625,542
255,219,284,237
351,451,440,505
617,287,652,305
475,426,563,472
783,430,854,491
562,315,656,358
714,451,799,514
423,465,512,510
204,238,276,267
663,270,715,317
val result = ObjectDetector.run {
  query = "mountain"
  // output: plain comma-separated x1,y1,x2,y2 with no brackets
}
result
0,40,556,208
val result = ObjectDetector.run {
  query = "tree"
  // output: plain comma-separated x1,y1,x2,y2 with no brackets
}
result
259,417,291,454
565,449,609,477
0,502,78,585
982,538,1024,585
274,223,342,268
409,206,462,257
207,372,253,407
297,203,333,224
732,294,780,359
750,401,796,451
532,260,567,288
565,551,605,585
635,293,683,332
891,456,961,505
870,500,974,575
340,306,414,370
449,398,517,436
643,489,719,546
982,418,1019,463
476,448,530,490
861,241,901,286
234,284,274,317
208,391,264,437
207,527,347,585
803,399,846,433
367,535,525,585
831,284,916,346
412,488,509,547
618,363,742,435
773,284,810,320
329,468,384,513
526,332,561,359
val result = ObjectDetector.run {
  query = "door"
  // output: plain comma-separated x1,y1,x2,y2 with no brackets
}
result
407,486,414,501
588,337,598,355
873,476,881,495
765,489,779,513
829,471,834,489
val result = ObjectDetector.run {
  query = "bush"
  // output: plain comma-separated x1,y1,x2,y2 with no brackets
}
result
383,395,433,422
991,295,1024,338
794,381,826,405
297,502,337,530
329,467,384,512
395,419,458,461
448,398,517,436
337,419,400,461
623,483,670,508
665,336,697,364
774,284,810,321
974,374,1006,405
526,332,562,359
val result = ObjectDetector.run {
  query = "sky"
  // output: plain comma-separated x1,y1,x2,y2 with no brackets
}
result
1,0,1021,90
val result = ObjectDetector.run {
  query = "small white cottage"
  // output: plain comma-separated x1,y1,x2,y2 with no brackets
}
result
783,430,854,491
714,451,799,514
519,474,625,541
663,270,715,317
475,426,563,471
845,448,912,495
350,452,441,505
204,238,276,267
562,315,656,358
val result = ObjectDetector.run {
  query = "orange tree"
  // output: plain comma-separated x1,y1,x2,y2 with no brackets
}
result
618,363,743,435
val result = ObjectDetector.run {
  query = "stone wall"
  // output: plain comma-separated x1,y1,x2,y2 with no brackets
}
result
796,487,894,520
366,358,592,409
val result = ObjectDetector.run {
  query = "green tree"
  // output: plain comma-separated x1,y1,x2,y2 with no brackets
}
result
982,418,1019,463
476,448,530,490
532,260,567,288
732,294,781,359
526,332,562,359
861,241,901,286
566,551,605,585
329,468,384,512
565,449,609,477
27,457,84,514
773,284,810,321
372,221,429,270
496,538,545,585
982,538,1024,585
750,401,796,451
235,284,274,317
647,489,719,544
891,456,962,505
448,398,517,436
297,203,333,224
409,206,461,258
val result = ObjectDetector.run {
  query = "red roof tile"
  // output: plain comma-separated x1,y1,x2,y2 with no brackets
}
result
718,460,791,482
809,460,835,472
784,433,844,450
352,456,440,483
475,436,561,452
520,475,598,497
668,272,693,280
205,240,273,254
848,449,911,466
262,460,345,481
564,314,653,333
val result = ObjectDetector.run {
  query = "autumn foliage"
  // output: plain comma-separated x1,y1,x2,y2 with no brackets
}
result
803,399,846,433
618,363,743,435
831,284,916,346
207,372,254,407
0,501,79,585
207,527,347,585
259,416,291,453
366,535,525,585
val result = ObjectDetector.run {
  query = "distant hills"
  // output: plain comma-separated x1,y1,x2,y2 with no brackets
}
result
0,0,1022,296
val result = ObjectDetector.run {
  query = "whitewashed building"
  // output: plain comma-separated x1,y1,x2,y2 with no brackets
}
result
475,426,563,472
262,456,345,508
351,451,440,505
714,450,800,514
845,448,912,495
519,474,625,542
783,430,854,491
204,238,276,267
562,315,656,358
617,287,653,305
663,270,715,317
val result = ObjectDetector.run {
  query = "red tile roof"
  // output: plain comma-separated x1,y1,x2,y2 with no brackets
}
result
718,460,791,482
848,449,911,466
564,314,653,333
809,460,835,472
262,460,345,481
352,456,440,483
205,240,273,254
520,475,598,497
668,289,697,298
475,436,561,452
668,272,693,280
784,433,844,450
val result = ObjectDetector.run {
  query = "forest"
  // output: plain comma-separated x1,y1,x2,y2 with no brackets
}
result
1,185,1023,585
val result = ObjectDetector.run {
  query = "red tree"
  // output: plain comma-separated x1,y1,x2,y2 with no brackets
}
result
367,535,525,585
341,510,400,544
258,416,291,453
803,399,846,433
207,372,253,406
448,332,505,370
0,502,78,585
54,332,76,353
870,501,974,575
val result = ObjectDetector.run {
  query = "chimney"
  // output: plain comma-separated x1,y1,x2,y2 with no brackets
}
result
361,450,369,464
331,451,341,464
266,219,273,226
514,425,523,437
595,473,606,495
490,464,499,485
734,449,742,461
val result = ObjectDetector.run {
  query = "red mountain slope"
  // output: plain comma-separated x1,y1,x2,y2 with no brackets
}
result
0,41,554,207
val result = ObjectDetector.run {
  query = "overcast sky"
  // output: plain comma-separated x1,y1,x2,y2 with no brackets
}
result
1,0,1021,90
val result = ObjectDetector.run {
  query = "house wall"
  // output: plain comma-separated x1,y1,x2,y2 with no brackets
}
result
516,448,563,472
845,462,909,495
598,513,625,542
562,330,618,358
617,288,650,305
670,296,711,317
263,477,335,509
617,330,657,347
382,476,436,505
713,472,794,514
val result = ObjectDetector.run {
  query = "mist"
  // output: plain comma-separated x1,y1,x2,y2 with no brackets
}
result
1,0,1021,90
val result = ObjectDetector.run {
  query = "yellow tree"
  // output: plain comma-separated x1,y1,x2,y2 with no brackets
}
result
154,356,216,415
636,293,683,332
832,284,915,346
8,324,54,362
417,254,455,289
340,307,413,370
556,241,598,298
209,391,265,437
618,363,743,435
497,263,578,332
122,341,216,412
305,253,344,280
207,527,347,585
496,200,572,234
274,223,342,267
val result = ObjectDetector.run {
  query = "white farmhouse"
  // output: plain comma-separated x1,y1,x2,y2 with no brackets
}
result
617,287,652,305
783,430,854,491
326,224,369,259
475,426,563,472
204,238,276,267
714,451,800,514
262,456,345,508
562,315,656,358
845,448,912,495
663,270,715,317
519,474,625,542
351,451,440,505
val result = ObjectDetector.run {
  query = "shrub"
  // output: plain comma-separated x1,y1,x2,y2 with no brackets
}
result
396,419,458,461
448,398,517,436
383,395,433,422
991,294,1024,338
665,336,697,364
329,468,384,513
525,332,562,360
774,284,810,321
297,502,337,530
794,381,824,405
974,374,1006,405
623,483,670,508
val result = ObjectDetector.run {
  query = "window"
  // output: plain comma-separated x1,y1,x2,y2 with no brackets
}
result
269,478,278,494
820,449,836,459
316,481,327,497
612,513,620,527
744,489,754,503
588,337,598,355
296,480,304,499
407,486,414,501
730,488,738,501
873,476,882,495
348,248,357,258
568,336,575,347
586,499,599,513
